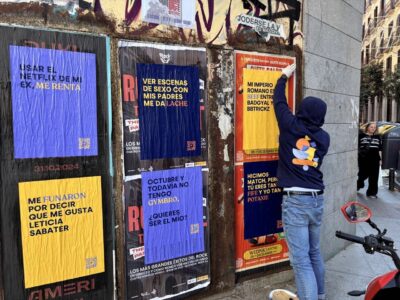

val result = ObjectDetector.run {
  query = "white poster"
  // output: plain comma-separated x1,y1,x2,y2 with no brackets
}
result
142,0,196,29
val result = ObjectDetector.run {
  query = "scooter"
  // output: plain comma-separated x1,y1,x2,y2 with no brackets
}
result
336,201,400,299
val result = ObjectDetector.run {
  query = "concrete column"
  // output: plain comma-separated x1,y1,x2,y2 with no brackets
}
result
367,98,372,121
374,96,379,121
392,100,398,122
382,96,388,121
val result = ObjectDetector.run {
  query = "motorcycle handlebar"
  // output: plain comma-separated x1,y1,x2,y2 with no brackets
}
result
336,231,365,244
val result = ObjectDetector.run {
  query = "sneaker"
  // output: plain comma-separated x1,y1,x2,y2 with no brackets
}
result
367,195,378,199
269,289,299,300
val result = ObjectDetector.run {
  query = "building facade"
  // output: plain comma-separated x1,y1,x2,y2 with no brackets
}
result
362,0,400,123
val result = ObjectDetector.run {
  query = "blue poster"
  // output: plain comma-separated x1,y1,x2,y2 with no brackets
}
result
9,45,98,159
244,161,283,239
142,167,204,264
137,63,200,160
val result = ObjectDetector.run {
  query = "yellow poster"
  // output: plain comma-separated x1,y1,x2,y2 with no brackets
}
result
18,176,104,288
243,69,288,154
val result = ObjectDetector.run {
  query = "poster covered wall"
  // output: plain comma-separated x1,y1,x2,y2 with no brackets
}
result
0,26,113,300
119,41,210,299
235,51,295,272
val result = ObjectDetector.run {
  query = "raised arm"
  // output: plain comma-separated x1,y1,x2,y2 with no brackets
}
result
273,64,296,129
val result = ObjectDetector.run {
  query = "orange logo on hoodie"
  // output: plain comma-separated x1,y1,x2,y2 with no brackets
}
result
292,136,319,171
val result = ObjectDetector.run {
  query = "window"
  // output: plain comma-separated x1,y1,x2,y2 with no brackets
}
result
362,24,365,38
388,21,394,45
368,17,372,34
371,40,376,59
386,56,392,74
397,50,400,67
366,45,370,64
362,50,364,65
381,0,385,16
391,0,395,9
380,31,385,52
374,7,378,27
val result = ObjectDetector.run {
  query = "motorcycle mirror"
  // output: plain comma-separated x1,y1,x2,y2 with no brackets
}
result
341,202,372,223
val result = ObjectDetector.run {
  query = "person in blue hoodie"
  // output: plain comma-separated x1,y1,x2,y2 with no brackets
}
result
272,64,330,300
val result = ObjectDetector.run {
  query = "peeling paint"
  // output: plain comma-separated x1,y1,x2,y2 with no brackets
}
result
216,281,226,290
218,112,232,140
223,165,230,173
224,145,229,162
206,47,236,290
214,52,234,141
215,67,223,80
0,0,80,14
218,203,225,218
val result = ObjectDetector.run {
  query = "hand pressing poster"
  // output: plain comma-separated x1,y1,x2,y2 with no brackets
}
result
141,167,204,264
9,45,98,159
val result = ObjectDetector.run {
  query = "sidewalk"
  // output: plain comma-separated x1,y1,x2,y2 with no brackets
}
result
202,172,399,300
324,176,400,300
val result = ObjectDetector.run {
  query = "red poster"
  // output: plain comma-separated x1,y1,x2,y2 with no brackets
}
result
235,51,296,272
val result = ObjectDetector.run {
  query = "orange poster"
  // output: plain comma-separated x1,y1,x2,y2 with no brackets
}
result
235,51,295,272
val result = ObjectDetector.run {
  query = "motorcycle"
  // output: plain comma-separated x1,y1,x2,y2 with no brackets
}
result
336,201,400,299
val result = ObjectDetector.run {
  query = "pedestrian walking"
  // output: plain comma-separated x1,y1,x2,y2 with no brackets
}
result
357,122,382,198
272,64,330,300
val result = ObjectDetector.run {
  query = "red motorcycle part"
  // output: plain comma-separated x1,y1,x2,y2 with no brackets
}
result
366,270,400,300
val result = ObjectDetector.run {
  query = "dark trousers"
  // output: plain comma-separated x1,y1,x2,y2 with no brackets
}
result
357,157,380,196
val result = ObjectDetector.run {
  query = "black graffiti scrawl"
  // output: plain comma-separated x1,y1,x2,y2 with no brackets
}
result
95,0,302,45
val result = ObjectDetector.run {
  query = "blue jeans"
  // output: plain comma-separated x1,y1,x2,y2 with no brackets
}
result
282,194,325,300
